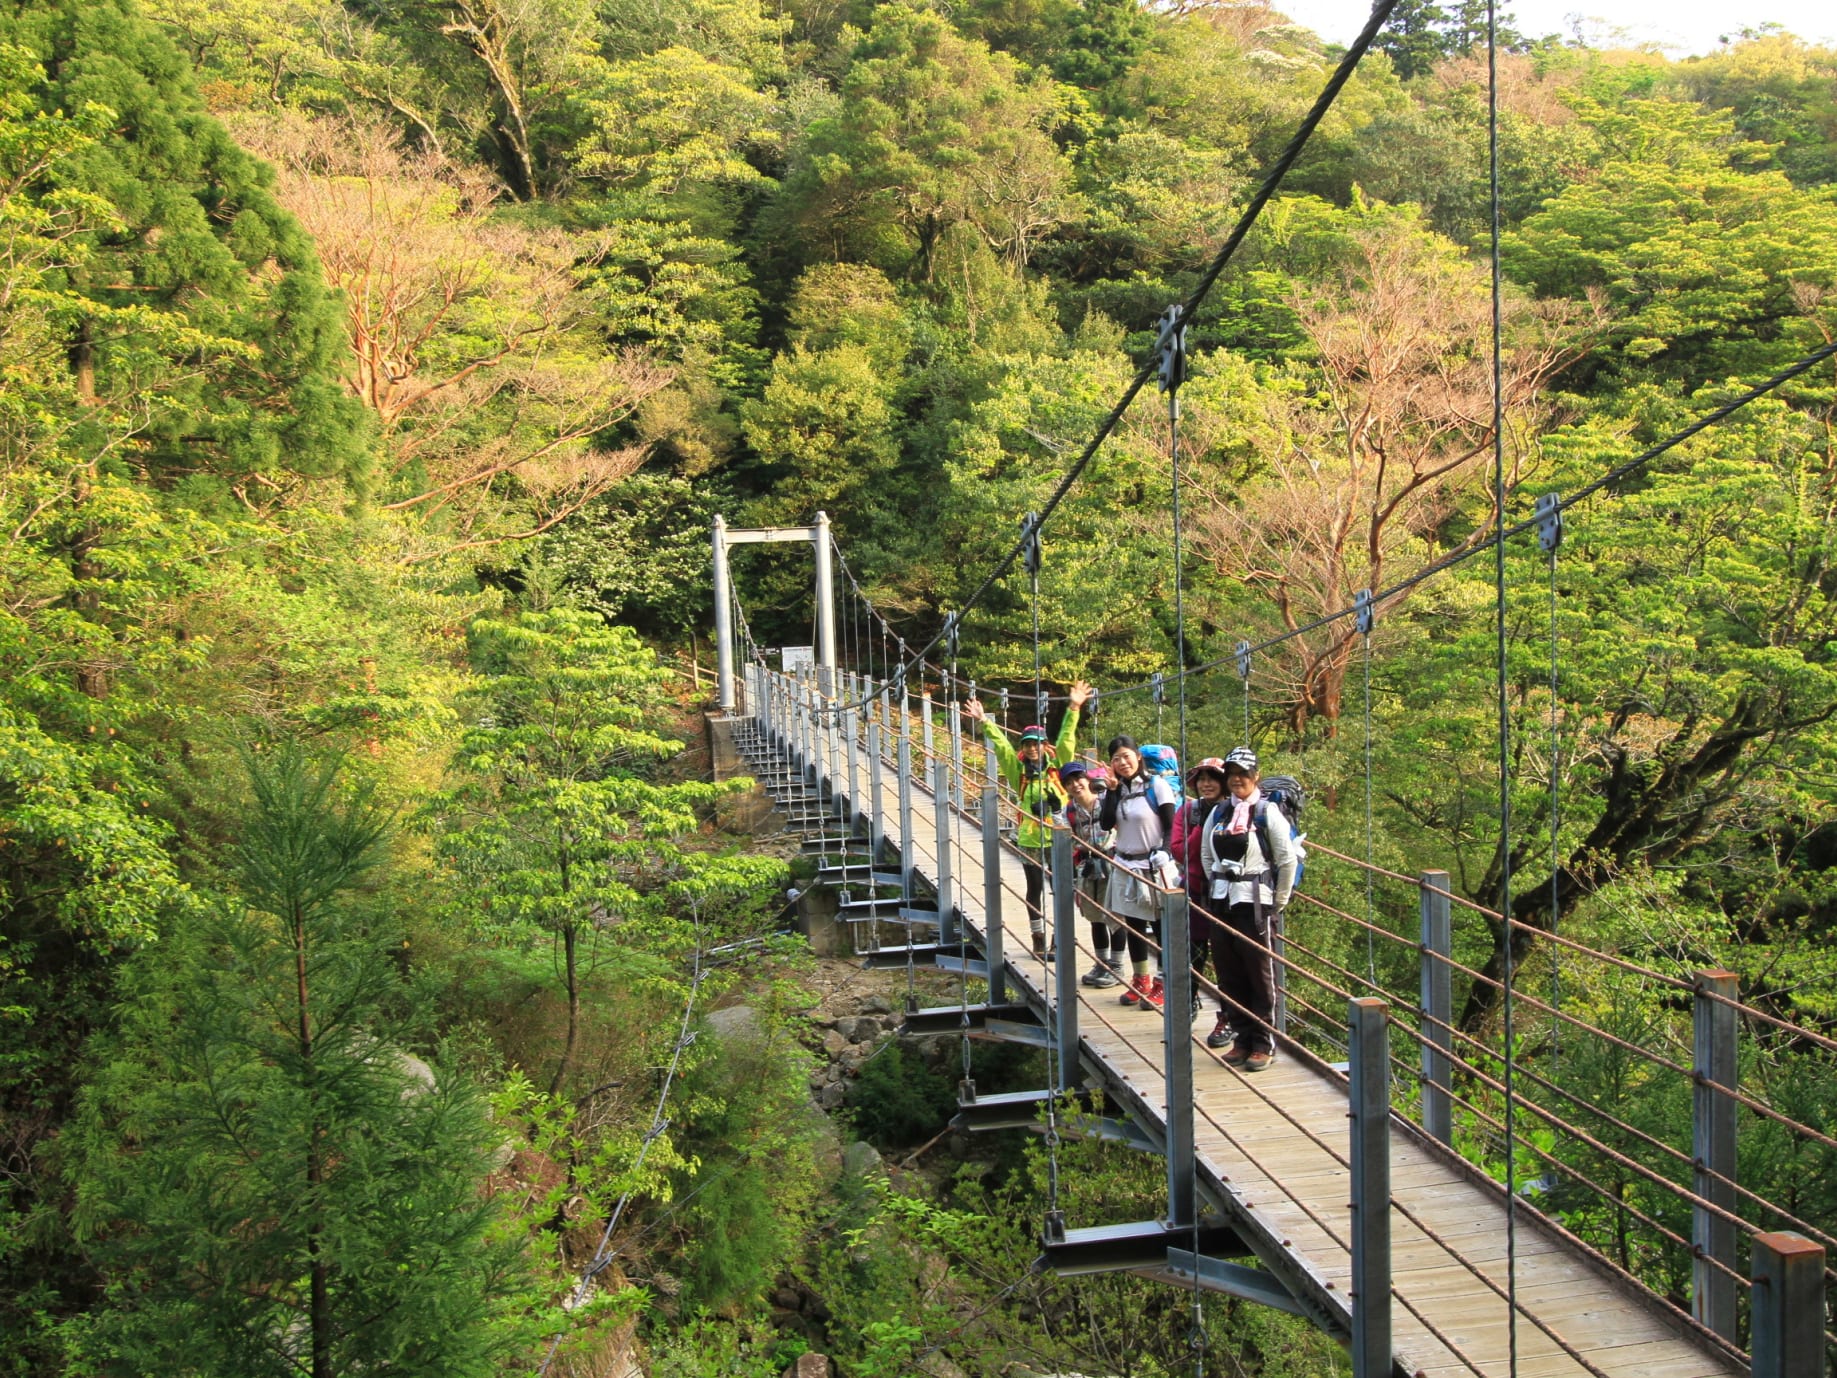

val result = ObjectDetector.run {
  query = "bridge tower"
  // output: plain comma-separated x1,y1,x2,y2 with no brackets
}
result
711,512,838,710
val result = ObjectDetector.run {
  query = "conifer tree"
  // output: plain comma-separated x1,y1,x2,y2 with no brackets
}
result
0,0,366,484
64,747,538,1378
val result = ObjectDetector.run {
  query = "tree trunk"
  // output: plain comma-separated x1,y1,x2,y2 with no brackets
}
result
294,904,332,1378
550,920,580,1096
1455,687,1828,1032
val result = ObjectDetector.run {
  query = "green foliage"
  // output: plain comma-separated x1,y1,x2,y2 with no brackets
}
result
429,608,775,1089
61,747,539,1377
0,0,367,482
846,1039,958,1146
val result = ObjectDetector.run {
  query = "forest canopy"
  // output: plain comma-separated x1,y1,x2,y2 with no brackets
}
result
1,0,1835,1371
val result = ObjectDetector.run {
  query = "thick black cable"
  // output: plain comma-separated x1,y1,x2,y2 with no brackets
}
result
1548,533,1562,1072
804,0,1401,722
1127,333,1837,706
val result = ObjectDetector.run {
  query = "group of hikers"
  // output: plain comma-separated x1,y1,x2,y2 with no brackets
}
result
968,682,1299,1074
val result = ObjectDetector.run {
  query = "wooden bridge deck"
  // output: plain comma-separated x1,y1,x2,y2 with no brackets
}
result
737,711,1742,1378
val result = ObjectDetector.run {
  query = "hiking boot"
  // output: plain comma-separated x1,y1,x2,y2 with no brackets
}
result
1031,936,1055,962
1120,973,1153,1006
1205,1016,1233,1050
1222,1041,1250,1066
1141,975,1165,1011
1082,962,1120,989
1244,1049,1274,1073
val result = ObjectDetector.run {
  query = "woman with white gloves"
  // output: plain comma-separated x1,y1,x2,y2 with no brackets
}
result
1098,735,1178,1010
1204,747,1297,1071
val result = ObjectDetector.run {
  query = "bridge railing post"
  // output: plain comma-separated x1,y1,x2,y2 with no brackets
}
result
950,708,966,814
983,746,1007,1005
933,757,955,948
846,703,862,837
898,733,915,941
1163,887,1194,1230
1693,969,1739,1341
1051,828,1079,1090
1349,997,1392,1378
829,702,845,835
1750,1232,1823,1378
869,716,886,866
921,688,935,758
1419,869,1453,1146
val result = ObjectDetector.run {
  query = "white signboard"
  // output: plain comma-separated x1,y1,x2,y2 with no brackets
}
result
780,645,815,673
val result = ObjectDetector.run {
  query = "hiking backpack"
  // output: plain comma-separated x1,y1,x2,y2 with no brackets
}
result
1253,773,1308,891
1139,743,1183,801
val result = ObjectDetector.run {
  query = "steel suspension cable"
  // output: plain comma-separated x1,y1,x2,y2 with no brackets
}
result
1485,3,1521,1365
1362,614,1377,986
800,0,1402,722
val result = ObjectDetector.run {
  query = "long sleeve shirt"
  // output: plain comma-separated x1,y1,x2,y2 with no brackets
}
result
982,707,1080,851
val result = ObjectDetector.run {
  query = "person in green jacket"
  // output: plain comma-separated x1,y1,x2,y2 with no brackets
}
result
964,681,1093,959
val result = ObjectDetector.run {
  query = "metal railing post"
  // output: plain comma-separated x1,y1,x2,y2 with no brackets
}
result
933,757,955,947
950,710,965,812
1750,1232,1823,1378
1693,969,1739,1341
983,746,1007,1004
898,734,915,909
1163,886,1194,1229
1051,828,1079,1089
1420,869,1453,1145
922,688,935,757
869,717,886,865
1349,997,1393,1378
846,704,862,835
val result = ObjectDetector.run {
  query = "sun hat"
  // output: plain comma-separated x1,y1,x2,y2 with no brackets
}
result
1187,756,1229,786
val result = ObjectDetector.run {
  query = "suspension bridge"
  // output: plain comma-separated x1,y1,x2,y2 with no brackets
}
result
707,659,1827,1378
670,0,1837,1371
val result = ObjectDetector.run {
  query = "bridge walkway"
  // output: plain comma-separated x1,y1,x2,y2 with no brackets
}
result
732,700,1743,1378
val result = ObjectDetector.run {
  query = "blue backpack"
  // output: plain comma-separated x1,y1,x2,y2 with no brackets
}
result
1140,744,1183,801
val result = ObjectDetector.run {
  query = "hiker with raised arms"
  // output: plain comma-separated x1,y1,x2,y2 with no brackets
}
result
964,680,1093,960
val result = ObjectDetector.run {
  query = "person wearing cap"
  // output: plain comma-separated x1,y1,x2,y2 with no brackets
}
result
1060,762,1121,986
964,681,1093,959
1204,747,1297,1071
1171,757,1232,1015
1099,735,1179,1009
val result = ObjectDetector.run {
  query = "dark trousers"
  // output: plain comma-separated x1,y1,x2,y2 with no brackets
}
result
1023,858,1046,936
1211,900,1276,1054
1124,914,1160,965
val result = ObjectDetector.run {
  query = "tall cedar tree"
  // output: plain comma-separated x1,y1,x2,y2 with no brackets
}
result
64,747,537,1378
0,0,367,485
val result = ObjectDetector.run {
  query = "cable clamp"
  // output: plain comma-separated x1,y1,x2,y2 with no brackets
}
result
1536,490,1564,554
1234,640,1252,681
1037,689,1050,723
1043,1209,1067,1245
1157,303,1188,394
1087,687,1100,721
1355,588,1374,636
1020,512,1043,576
943,610,960,663
1152,670,1166,705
